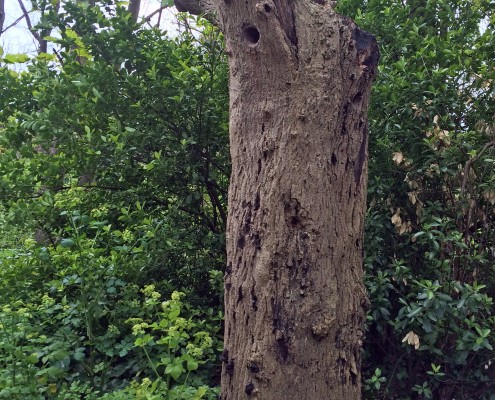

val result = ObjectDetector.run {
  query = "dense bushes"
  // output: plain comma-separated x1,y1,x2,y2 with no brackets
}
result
0,0,494,398
338,0,495,398
0,2,227,398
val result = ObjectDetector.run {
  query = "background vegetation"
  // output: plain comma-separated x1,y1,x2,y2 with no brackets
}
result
0,0,494,399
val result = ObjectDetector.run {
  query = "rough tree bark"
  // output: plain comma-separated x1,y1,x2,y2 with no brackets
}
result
175,0,379,398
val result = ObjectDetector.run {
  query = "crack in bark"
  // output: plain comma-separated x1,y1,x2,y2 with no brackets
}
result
354,129,367,187
250,286,258,311
272,0,298,52
271,299,292,362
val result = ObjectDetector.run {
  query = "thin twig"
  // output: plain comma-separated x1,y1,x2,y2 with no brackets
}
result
17,0,42,44
156,6,163,28
0,14,24,35
143,5,168,23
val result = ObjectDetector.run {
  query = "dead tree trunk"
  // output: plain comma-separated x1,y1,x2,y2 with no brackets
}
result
174,1,378,398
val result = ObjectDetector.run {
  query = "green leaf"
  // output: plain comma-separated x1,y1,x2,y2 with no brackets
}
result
60,238,75,248
183,354,199,371
92,87,102,99
186,358,199,371
43,36,59,43
74,348,86,361
3,53,30,63
407,307,422,318
194,386,208,399
51,349,69,361
26,354,39,364
165,362,185,381
36,52,56,61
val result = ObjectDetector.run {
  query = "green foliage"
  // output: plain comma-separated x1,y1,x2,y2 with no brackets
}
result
0,2,228,296
338,0,495,398
364,368,386,393
0,227,222,398
0,1,226,398
125,289,221,399
1,0,495,399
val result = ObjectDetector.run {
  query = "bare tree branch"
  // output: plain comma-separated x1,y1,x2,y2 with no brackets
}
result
156,5,163,28
128,0,141,23
17,0,47,53
143,5,167,24
17,0,37,36
0,15,24,36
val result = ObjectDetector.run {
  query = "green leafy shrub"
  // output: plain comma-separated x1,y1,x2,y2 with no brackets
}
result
0,240,221,398
338,0,495,398
2,0,495,399
0,2,226,398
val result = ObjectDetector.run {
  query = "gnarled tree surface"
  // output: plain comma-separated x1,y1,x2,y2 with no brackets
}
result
175,0,379,398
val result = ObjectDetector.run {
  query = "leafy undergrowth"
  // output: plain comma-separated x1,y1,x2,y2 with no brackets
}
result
1,0,494,399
